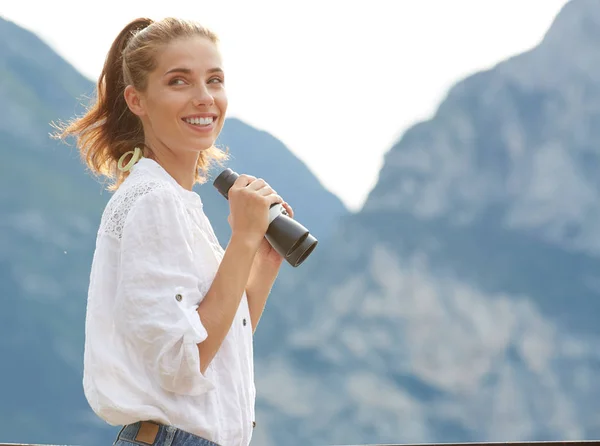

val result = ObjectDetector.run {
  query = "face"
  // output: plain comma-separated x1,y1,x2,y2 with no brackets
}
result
125,36,227,156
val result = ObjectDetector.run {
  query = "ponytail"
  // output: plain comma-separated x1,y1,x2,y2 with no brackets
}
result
54,18,153,189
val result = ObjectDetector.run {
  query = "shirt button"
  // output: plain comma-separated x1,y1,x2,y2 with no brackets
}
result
243,318,247,326
252,421,256,428
175,294,183,302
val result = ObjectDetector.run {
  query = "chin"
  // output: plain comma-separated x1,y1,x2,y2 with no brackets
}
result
198,139,217,150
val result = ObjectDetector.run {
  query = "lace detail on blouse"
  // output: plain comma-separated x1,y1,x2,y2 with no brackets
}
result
98,169,171,240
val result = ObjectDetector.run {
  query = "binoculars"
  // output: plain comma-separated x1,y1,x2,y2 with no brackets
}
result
213,168,318,267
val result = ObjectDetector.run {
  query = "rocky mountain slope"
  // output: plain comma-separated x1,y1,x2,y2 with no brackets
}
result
252,0,600,444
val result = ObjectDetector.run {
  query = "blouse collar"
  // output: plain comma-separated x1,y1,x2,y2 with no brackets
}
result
133,158,204,208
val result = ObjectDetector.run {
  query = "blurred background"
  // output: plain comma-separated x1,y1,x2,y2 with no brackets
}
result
3,0,599,445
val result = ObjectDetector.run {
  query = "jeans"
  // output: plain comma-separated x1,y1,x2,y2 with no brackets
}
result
114,421,220,446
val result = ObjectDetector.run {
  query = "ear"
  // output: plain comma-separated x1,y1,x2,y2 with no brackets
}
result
124,84,146,117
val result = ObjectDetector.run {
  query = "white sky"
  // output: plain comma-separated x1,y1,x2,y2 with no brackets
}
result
2,0,568,210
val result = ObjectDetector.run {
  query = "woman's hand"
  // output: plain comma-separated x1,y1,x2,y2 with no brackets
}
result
227,175,283,251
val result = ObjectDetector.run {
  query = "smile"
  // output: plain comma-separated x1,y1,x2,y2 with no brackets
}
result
182,116,215,126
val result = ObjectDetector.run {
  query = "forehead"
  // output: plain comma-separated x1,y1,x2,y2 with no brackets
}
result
154,36,222,73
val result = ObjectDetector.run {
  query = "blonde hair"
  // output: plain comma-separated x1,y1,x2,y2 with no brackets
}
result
54,17,227,190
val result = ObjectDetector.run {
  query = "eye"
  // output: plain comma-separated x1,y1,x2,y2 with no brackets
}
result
208,77,224,84
168,78,186,86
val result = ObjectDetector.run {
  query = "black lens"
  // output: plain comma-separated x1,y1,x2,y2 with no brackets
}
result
213,168,238,199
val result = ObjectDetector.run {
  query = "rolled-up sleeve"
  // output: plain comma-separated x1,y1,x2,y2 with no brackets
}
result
114,187,214,396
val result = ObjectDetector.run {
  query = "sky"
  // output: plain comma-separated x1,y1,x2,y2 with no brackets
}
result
2,0,569,210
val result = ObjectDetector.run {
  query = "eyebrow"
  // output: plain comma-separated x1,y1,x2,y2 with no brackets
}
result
164,67,224,76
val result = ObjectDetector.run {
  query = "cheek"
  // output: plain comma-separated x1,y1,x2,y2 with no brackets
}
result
216,89,228,113
147,93,184,129
149,89,183,113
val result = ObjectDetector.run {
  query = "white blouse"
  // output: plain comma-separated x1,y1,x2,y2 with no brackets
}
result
82,158,256,446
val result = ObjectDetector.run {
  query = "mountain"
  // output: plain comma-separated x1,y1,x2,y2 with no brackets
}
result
248,1,600,445
211,117,346,244
8,0,600,445
0,16,346,446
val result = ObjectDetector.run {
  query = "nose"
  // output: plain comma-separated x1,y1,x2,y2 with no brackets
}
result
192,84,214,107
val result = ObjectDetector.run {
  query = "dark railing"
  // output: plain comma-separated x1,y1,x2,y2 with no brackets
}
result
2,441,600,446
334,443,600,446
337,443,600,446
335,443,600,446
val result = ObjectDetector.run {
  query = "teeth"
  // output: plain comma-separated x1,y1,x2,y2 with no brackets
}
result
184,116,214,126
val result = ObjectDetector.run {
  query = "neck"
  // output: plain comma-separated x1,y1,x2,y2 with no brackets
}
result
143,140,199,191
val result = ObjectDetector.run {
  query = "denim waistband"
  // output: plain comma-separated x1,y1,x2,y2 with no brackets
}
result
116,421,220,446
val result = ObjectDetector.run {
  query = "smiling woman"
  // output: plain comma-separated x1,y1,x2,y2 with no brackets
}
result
56,17,228,190
121,33,228,189
54,16,292,446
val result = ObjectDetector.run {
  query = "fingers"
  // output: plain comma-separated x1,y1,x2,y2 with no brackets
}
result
246,178,268,192
282,202,294,219
267,193,284,206
257,185,276,196
246,178,279,199
231,174,284,208
233,175,276,193
233,174,256,188
248,179,284,208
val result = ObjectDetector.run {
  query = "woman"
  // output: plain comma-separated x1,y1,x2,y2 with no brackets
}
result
57,16,292,446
